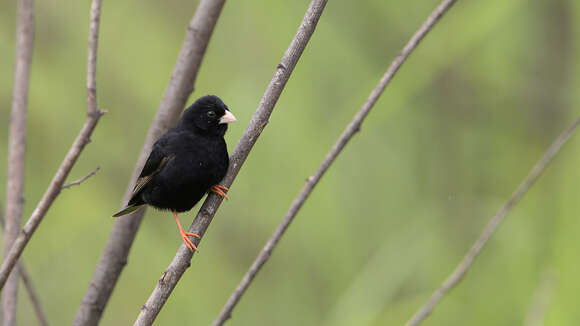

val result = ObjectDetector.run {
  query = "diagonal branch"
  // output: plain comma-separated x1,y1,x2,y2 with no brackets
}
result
0,0,105,291
3,0,35,324
0,202,49,326
134,0,328,325
211,0,457,325
17,263,49,326
73,1,226,325
405,116,580,326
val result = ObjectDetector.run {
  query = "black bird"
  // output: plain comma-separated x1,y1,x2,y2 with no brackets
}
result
113,95,236,251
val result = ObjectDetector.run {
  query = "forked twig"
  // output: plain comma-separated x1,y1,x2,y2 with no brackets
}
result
405,117,580,326
210,0,458,325
0,0,105,291
134,1,329,325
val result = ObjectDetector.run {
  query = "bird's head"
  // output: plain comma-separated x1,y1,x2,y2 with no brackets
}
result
180,95,236,136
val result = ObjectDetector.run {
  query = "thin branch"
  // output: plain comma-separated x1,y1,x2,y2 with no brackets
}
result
0,203,49,326
3,0,35,324
405,117,580,326
134,1,328,325
211,0,457,324
17,265,49,326
73,1,226,325
0,0,105,291
62,166,100,189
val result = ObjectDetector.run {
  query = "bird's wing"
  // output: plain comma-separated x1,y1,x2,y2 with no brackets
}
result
129,142,175,202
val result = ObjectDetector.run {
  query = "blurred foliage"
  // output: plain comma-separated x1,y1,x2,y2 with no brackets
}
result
1,0,579,325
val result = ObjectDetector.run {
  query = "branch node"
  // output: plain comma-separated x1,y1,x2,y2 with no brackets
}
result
159,270,171,285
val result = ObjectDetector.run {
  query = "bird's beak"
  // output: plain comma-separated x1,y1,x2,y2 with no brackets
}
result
219,110,237,124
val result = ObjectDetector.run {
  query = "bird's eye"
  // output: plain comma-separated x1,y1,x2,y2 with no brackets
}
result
207,111,216,118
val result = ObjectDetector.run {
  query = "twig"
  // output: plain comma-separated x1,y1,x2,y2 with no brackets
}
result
18,265,49,326
405,117,580,326
62,167,100,189
0,203,49,326
134,1,328,325
3,0,34,324
0,0,105,291
73,1,226,325
211,0,457,325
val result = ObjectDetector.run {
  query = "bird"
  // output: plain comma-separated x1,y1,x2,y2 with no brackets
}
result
112,95,236,251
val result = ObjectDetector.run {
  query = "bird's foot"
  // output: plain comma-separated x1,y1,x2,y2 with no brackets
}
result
173,210,200,252
179,229,200,252
211,184,229,200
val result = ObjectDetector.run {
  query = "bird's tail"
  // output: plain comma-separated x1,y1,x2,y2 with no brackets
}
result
112,204,143,218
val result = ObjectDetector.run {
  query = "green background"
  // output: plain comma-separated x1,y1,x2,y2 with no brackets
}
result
1,0,579,325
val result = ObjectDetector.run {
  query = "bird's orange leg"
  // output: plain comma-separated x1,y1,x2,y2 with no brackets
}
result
210,184,229,200
173,210,200,251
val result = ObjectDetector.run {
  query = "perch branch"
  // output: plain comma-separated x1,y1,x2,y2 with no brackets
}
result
3,0,34,324
211,0,457,325
0,203,49,326
73,1,226,325
134,0,328,325
62,166,100,189
0,0,105,291
405,116,580,326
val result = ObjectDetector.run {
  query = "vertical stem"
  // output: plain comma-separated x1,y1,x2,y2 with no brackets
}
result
3,0,35,325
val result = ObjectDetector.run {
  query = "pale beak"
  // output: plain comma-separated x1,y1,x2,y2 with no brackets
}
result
219,110,237,124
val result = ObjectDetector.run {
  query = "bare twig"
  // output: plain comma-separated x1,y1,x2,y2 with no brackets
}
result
62,167,100,189
134,1,328,325
3,0,35,324
0,203,49,326
405,117,580,326
17,265,49,326
212,1,457,325
74,1,226,325
0,0,105,291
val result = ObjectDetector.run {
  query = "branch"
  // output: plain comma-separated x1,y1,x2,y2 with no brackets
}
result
62,166,100,189
134,0,328,325
17,265,49,326
73,1,226,325
405,117,580,326
3,0,34,324
210,1,457,324
0,203,49,326
0,0,105,291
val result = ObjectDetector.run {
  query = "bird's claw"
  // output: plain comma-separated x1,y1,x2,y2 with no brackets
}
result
211,184,229,200
173,210,200,252
180,230,200,252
